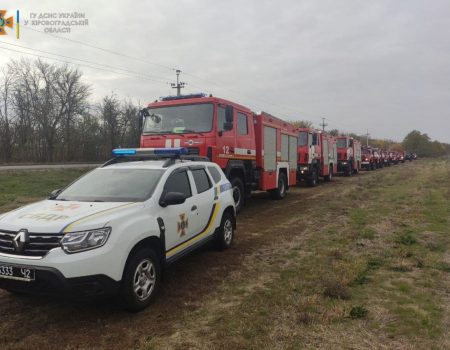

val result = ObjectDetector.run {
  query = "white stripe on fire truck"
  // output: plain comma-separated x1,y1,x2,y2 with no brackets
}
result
165,139,171,148
174,139,181,147
234,148,256,156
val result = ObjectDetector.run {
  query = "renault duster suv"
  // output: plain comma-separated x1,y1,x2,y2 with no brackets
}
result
0,148,236,311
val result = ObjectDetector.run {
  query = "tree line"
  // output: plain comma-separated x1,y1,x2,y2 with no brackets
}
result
0,59,140,163
0,59,448,164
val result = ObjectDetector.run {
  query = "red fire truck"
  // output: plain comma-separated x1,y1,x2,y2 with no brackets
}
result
139,94,298,211
361,147,376,170
380,150,390,166
336,136,362,175
297,128,337,186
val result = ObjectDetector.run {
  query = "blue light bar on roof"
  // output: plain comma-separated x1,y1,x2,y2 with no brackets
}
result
112,147,189,157
160,93,207,101
112,149,137,156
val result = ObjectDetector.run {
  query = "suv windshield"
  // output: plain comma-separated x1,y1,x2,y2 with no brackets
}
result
336,139,348,148
298,131,309,146
55,169,164,202
143,103,213,134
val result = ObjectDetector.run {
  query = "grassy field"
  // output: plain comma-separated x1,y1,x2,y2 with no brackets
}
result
0,161,448,349
0,169,88,214
144,160,450,349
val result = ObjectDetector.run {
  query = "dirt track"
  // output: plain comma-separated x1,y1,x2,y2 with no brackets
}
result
0,170,378,349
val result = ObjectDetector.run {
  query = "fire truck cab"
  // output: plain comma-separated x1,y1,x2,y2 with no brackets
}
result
297,128,337,186
139,94,298,212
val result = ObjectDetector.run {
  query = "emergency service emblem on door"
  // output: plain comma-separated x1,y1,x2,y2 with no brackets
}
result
177,213,189,236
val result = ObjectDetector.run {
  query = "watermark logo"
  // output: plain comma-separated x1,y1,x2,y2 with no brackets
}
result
0,10,19,38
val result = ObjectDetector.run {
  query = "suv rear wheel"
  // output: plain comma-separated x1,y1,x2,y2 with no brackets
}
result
214,211,235,250
121,247,161,312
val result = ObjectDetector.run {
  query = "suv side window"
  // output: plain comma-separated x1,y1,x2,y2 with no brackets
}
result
164,170,192,198
207,166,222,183
191,168,212,194
237,112,248,135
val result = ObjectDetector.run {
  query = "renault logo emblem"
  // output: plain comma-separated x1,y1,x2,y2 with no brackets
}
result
13,229,29,253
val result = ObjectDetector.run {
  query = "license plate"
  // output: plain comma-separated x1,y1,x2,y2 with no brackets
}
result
0,264,35,282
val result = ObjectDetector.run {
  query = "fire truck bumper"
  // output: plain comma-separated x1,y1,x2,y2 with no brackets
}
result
297,166,311,180
337,161,349,172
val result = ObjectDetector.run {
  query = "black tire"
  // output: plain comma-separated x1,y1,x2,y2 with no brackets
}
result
345,163,352,176
121,247,161,312
270,172,288,199
214,211,235,251
324,166,333,182
5,289,26,296
230,177,245,213
307,167,319,187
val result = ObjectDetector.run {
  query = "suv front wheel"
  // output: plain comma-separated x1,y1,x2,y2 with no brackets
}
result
121,247,161,312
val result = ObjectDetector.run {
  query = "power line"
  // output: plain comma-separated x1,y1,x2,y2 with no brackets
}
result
0,41,171,83
21,25,177,72
20,24,313,117
0,45,169,86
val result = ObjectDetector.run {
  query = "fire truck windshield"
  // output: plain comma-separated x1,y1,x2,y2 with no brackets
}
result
336,139,348,148
298,131,308,146
143,103,214,134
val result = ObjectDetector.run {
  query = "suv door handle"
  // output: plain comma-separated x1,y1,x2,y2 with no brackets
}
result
191,205,197,211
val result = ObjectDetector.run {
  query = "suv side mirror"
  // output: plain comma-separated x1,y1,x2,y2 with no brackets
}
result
159,192,186,207
50,189,61,199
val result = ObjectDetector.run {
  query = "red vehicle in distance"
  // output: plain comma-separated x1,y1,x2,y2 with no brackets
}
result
336,136,361,176
361,147,376,170
380,150,391,166
296,128,337,186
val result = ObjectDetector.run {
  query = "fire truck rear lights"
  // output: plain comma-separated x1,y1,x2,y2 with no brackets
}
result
112,148,189,157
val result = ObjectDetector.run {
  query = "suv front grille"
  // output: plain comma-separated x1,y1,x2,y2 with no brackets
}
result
0,230,63,257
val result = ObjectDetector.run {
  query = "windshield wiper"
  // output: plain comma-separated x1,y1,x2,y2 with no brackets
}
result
178,129,204,136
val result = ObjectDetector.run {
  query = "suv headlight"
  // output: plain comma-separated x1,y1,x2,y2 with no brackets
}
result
60,227,111,254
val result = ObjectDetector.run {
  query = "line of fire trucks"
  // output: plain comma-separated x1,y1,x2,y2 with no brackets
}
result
139,93,417,211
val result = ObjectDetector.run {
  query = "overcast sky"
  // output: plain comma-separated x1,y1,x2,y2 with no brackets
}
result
1,0,449,142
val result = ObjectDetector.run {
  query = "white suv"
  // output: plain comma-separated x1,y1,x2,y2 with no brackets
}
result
0,148,236,311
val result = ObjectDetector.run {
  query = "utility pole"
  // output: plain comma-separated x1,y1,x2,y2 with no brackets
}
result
320,117,328,132
171,69,185,96
365,129,370,147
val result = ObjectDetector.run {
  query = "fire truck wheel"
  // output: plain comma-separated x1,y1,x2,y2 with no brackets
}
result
270,172,288,199
345,164,352,176
231,177,245,212
324,166,333,182
308,168,318,186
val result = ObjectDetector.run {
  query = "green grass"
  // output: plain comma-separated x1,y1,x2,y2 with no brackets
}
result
144,160,450,349
0,169,89,213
